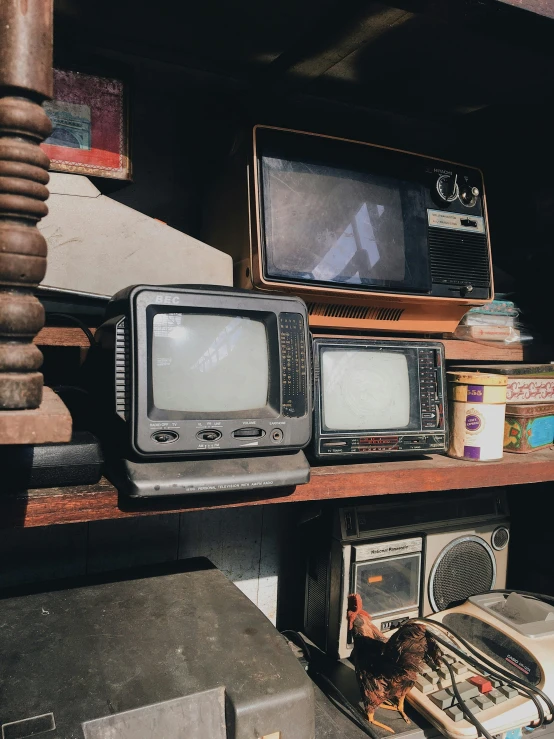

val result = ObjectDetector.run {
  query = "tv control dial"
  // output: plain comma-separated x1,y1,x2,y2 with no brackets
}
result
436,173,459,202
196,429,222,442
459,183,479,207
151,430,179,444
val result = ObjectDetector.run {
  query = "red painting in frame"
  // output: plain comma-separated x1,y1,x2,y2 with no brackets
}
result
41,68,130,180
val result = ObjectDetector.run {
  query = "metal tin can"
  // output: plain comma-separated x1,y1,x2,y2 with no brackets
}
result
504,403,554,453
447,371,507,461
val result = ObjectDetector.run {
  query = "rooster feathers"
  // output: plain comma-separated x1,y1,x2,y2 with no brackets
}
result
347,593,442,733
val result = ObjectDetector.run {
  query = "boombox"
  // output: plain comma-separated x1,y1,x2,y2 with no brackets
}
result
303,490,510,659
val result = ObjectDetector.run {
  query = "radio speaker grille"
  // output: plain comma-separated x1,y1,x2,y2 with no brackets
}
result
430,537,495,612
492,526,510,550
305,548,330,650
429,227,491,287
307,302,404,322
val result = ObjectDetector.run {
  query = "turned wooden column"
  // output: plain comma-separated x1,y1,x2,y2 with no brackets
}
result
0,0,53,409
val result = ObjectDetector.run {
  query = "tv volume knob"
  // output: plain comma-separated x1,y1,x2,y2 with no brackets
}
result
459,184,479,207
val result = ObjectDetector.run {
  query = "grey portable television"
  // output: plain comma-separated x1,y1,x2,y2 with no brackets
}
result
95,285,312,459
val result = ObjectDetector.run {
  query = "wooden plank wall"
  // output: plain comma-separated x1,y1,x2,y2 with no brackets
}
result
0,506,295,625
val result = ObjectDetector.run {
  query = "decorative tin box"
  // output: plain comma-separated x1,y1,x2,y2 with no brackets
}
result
452,364,554,404
504,403,554,453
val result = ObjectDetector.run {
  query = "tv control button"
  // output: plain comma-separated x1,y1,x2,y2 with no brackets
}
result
271,428,284,443
151,430,179,444
196,429,222,442
232,427,265,438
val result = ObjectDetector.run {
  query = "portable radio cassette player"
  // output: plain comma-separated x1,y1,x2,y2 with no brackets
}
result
304,491,510,659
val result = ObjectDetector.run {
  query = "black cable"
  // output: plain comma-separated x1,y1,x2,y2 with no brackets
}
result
46,312,95,347
412,618,547,727
415,615,553,719
281,629,314,663
280,630,379,738
409,618,550,729
316,672,380,739
445,661,494,739
433,623,546,729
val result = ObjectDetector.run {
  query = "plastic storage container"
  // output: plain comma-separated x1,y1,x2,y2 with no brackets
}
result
447,371,507,461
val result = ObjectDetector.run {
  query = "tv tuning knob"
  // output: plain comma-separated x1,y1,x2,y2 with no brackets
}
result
436,173,459,202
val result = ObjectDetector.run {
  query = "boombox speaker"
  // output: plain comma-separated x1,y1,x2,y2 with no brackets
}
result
424,524,510,614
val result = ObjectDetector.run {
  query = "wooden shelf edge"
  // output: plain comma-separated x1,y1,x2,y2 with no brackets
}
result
2,448,554,529
34,327,552,362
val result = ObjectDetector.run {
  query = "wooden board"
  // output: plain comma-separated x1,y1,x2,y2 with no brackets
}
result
0,387,72,445
35,327,96,347
2,447,554,528
34,326,544,361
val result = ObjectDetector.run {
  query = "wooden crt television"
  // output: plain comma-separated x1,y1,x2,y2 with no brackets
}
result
205,126,494,334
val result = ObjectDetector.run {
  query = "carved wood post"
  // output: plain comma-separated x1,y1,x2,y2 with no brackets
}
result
0,0,53,409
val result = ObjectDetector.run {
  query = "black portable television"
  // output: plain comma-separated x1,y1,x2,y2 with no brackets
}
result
312,336,447,459
95,285,312,459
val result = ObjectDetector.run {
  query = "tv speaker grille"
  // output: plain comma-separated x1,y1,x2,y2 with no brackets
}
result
429,227,491,287
115,317,130,421
307,302,404,322
429,536,496,612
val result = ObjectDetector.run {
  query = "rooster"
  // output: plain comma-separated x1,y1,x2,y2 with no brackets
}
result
347,593,443,733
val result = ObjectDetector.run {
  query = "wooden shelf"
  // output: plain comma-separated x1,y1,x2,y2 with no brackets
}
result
35,327,96,347
2,447,554,529
34,326,547,362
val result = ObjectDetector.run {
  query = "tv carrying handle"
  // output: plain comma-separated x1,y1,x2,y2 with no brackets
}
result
113,450,310,498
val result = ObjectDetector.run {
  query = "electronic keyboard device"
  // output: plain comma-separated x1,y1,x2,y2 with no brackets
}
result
407,593,554,739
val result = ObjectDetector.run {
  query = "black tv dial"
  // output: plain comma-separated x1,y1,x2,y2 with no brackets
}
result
459,183,480,207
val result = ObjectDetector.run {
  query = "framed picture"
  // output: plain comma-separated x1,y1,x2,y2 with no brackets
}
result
42,68,130,180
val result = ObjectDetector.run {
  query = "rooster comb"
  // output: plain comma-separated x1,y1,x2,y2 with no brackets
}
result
347,593,363,613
